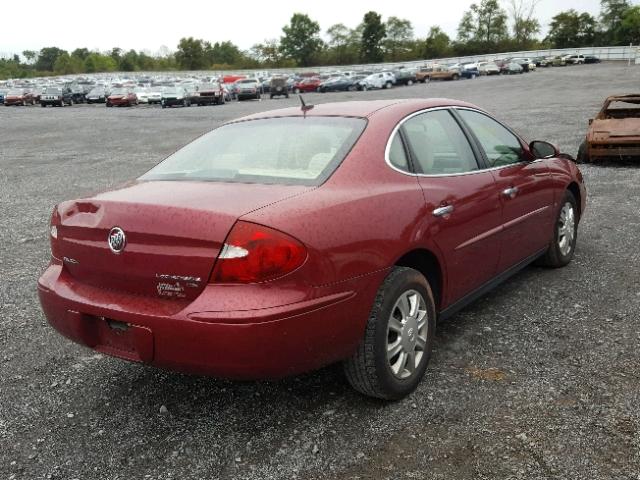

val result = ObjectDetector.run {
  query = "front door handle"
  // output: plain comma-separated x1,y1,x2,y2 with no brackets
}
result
433,205,454,217
502,186,519,199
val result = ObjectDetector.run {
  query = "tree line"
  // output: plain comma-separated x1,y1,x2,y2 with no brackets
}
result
2,0,639,80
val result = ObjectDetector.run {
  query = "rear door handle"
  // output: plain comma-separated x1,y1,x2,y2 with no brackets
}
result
502,186,519,199
433,205,454,217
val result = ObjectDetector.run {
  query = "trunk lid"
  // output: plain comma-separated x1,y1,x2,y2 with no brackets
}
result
55,181,312,300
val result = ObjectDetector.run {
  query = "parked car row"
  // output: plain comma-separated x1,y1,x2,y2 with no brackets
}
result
1,55,602,108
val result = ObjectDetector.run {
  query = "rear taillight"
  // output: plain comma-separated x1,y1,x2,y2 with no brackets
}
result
210,221,307,284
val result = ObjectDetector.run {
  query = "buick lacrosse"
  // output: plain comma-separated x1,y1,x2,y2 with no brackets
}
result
38,99,586,399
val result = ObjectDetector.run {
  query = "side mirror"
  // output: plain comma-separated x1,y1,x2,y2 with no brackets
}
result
530,140,559,159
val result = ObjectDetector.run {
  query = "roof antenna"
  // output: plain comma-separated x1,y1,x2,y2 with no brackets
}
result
299,95,314,115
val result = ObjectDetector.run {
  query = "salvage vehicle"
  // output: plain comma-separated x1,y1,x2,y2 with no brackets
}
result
567,55,585,65
3,89,36,106
478,61,501,75
236,79,262,101
318,76,358,92
292,77,321,94
106,88,138,107
393,68,417,85
577,94,640,163
358,72,394,90
419,65,461,82
160,87,190,108
85,87,107,104
38,98,586,400
193,82,225,105
269,76,289,98
134,87,150,104
0,89,7,104
504,62,524,74
40,86,74,107
584,55,601,64
147,87,163,105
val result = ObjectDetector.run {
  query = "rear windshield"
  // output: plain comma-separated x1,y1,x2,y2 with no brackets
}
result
140,117,366,186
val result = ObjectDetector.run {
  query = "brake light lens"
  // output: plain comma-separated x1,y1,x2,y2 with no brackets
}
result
210,221,307,283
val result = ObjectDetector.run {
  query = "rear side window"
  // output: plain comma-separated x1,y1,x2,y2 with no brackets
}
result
402,110,479,175
388,132,409,171
140,117,366,186
457,109,524,167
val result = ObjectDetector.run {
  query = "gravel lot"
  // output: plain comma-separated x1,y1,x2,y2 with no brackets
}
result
1,63,640,480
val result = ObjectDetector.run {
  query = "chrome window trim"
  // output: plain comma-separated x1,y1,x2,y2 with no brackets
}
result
384,106,535,178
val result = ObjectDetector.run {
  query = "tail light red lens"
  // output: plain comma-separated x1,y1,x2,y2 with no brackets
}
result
210,221,307,284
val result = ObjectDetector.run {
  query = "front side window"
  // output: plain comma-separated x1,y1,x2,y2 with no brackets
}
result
457,109,524,167
402,110,479,175
140,117,366,186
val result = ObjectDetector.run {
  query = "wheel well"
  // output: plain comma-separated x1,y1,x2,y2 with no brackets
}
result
567,182,582,218
395,249,443,310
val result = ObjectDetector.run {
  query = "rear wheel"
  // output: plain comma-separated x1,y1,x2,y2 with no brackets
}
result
537,190,578,268
344,267,436,400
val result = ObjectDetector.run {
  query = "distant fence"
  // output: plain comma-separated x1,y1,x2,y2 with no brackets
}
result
217,45,639,76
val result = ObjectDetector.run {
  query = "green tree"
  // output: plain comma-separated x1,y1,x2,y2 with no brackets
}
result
327,23,352,64
384,17,414,61
508,0,541,48
71,48,90,60
360,11,386,62
175,37,206,69
36,47,67,71
458,0,509,45
600,0,631,44
22,50,37,64
280,13,323,66
620,5,640,44
120,50,139,71
53,52,82,74
422,26,452,59
546,10,597,48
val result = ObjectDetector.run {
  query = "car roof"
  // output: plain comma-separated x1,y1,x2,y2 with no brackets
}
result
230,99,481,123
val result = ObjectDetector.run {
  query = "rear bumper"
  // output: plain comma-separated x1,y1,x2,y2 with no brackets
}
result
37,264,383,379
589,145,640,159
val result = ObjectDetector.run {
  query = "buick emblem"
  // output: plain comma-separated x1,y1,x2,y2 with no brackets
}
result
108,227,126,254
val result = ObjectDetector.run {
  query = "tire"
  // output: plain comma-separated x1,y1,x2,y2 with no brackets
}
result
452,74,459,81
407,80,413,86
68,99,73,106
385,82,392,89
294,88,300,94
41,103,46,108
343,266,436,400
537,190,579,268
576,140,589,164
361,85,368,91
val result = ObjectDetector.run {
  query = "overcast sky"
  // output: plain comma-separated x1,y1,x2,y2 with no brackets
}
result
1,0,603,56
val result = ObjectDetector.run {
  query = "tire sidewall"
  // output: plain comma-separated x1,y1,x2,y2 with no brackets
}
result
372,269,436,399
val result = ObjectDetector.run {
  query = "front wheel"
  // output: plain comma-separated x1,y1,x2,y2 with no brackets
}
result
344,267,436,400
537,190,578,268
576,140,590,164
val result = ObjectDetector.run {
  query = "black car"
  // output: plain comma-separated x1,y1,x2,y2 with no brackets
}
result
66,84,87,103
585,55,601,64
40,87,74,107
85,87,107,104
318,76,358,92
393,68,417,86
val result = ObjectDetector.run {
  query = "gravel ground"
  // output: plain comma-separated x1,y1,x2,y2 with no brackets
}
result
1,63,639,480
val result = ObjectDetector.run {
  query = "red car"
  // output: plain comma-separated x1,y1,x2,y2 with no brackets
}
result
293,77,321,93
106,88,138,107
4,89,36,106
38,99,586,399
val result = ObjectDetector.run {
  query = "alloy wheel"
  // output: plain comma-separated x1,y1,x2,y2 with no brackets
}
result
386,289,429,379
558,202,575,256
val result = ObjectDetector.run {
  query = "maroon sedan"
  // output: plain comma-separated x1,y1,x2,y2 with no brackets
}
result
38,99,586,399
4,89,36,106
106,87,138,107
